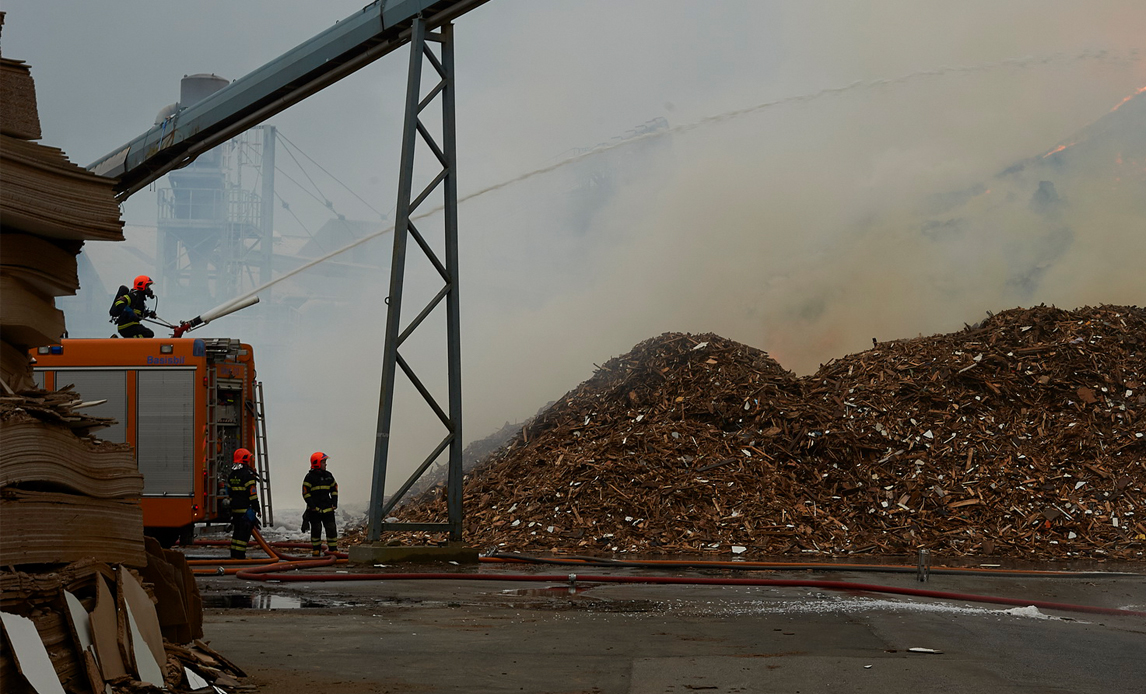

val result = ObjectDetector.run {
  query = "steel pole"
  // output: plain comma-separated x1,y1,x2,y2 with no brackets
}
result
367,16,426,542
440,23,464,542
259,125,276,293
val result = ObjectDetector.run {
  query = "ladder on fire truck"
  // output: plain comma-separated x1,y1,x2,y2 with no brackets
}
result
253,381,274,525
202,338,274,524
205,373,273,525
205,365,222,519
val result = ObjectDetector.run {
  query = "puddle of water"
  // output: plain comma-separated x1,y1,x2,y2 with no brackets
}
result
501,585,594,597
203,594,309,609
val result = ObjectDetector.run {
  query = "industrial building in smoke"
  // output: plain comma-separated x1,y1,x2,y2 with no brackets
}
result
58,74,387,344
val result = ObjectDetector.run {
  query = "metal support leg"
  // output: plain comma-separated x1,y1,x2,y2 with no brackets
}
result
917,548,931,582
367,17,463,543
441,22,463,543
258,125,277,295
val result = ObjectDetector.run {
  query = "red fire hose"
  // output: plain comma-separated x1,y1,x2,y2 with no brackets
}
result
189,535,1143,617
226,562,1146,618
189,529,345,575
483,553,1133,579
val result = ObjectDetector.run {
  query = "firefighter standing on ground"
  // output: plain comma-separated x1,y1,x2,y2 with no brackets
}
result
111,275,157,338
302,452,339,556
228,448,260,559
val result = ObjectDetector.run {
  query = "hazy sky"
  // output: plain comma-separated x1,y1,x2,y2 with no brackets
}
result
4,1,1144,512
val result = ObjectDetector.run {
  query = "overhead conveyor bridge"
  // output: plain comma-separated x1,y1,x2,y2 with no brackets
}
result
88,0,487,200
88,0,486,544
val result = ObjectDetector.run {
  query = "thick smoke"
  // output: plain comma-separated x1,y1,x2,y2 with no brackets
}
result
253,1,1146,510
20,0,1140,511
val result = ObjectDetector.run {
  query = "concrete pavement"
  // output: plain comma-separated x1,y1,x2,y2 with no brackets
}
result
197,567,1146,693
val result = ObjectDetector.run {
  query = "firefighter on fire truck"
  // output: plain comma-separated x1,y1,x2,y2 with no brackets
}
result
110,275,157,338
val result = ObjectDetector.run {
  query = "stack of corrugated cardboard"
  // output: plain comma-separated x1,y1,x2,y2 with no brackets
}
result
0,9,141,570
0,14,123,391
0,15,226,692
0,393,147,567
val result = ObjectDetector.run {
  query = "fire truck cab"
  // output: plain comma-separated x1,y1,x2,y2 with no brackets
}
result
32,337,270,546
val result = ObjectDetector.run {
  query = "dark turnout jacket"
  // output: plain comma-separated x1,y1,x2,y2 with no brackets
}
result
111,289,150,328
227,464,258,514
302,469,338,514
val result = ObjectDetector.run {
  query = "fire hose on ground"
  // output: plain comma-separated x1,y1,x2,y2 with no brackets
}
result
188,529,346,575
187,535,1146,618
481,552,1136,579
192,539,1131,579
192,540,1122,579
228,561,1146,618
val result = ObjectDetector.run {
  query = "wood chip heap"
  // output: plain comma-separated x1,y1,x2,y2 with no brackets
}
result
396,304,1145,561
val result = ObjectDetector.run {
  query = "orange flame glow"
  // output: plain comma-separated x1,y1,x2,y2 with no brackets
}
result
1042,143,1075,159
1110,85,1146,112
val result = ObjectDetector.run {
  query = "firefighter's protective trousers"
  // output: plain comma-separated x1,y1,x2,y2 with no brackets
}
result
230,513,254,559
309,510,338,555
228,464,259,558
302,468,338,554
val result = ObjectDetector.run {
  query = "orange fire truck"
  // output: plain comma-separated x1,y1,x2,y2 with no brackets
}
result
31,337,272,546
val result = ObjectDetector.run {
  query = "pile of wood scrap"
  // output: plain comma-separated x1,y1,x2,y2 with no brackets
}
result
405,418,533,500
395,304,1145,561
0,553,243,694
0,390,216,691
0,21,242,692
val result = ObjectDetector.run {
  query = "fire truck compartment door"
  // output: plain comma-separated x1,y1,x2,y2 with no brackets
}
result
137,369,195,497
50,369,127,444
